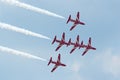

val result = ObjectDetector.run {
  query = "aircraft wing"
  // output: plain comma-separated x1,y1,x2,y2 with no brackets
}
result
51,65,58,72
55,44,62,51
70,47,77,54
82,48,88,56
70,23,77,31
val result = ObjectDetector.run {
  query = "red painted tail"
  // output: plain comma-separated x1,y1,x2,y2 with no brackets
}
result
79,41,83,49
77,35,80,43
81,41,83,46
67,38,71,47
62,32,65,40
77,12,80,19
68,38,71,44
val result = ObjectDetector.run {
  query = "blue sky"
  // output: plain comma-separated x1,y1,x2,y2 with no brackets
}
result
0,0,120,80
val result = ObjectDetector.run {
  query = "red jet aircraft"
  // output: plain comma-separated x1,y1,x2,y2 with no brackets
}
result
48,54,66,72
69,35,84,54
52,32,71,51
66,12,85,31
82,37,96,56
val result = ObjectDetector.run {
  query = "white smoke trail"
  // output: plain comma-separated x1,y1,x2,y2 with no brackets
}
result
1,0,65,19
0,22,50,40
0,45,47,61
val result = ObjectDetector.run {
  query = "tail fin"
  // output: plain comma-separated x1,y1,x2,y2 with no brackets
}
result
77,12,80,19
88,37,96,50
79,41,83,49
48,57,52,66
52,36,57,44
62,32,65,40
81,41,83,45
67,38,71,47
77,35,80,43
66,15,71,24
88,37,91,45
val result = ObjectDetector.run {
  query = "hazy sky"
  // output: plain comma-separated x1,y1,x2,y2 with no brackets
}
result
0,0,120,80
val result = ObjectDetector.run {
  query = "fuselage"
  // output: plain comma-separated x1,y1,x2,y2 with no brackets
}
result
52,61,66,67
71,19,85,25
56,39,69,46
85,44,96,50
71,42,80,48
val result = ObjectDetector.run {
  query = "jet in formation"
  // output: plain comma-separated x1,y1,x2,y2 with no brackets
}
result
52,32,71,51
48,54,66,72
52,33,96,56
66,12,85,31
82,37,96,56
69,35,84,54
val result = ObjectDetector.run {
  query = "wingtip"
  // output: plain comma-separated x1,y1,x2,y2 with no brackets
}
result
58,53,61,56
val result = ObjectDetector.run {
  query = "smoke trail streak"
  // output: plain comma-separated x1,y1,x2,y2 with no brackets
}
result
0,22,50,40
1,0,65,19
0,45,47,61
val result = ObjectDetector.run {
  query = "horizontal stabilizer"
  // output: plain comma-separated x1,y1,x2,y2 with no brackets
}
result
52,36,57,44
48,57,52,66
66,15,71,24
